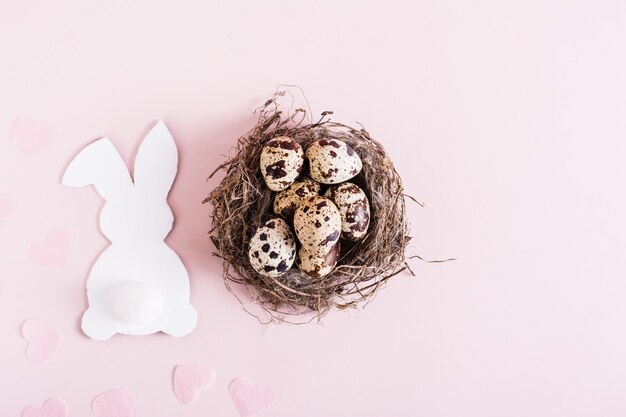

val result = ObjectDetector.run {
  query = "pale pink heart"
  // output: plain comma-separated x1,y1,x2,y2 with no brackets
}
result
21,397,68,417
0,193,14,227
173,363,217,404
92,388,136,417
229,377,273,417
21,318,63,363
10,117,55,157
0,193,14,217
28,229,70,268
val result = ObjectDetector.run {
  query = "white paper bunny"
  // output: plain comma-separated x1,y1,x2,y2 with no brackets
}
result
63,121,197,340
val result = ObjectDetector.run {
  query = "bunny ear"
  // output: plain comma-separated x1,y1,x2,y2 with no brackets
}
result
133,121,178,200
62,138,133,200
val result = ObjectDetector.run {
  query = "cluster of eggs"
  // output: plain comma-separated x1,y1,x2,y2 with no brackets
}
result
248,136,370,279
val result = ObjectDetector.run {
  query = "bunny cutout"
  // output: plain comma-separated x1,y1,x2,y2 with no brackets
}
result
63,121,197,340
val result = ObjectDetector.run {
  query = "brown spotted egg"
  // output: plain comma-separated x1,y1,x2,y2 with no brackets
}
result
293,196,341,257
297,241,341,278
305,139,362,184
325,182,370,241
273,177,321,220
260,136,304,191
248,218,296,277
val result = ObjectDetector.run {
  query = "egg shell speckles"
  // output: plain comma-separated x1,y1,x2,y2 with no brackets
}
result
248,218,296,277
293,196,341,257
260,136,304,191
297,241,341,278
305,139,362,184
273,177,321,220
325,182,371,241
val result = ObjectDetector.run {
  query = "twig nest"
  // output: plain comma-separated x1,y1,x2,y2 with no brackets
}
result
205,93,412,321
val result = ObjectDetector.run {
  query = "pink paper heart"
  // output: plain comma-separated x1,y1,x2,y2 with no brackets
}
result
10,117,55,157
173,363,217,404
29,229,70,268
21,318,63,363
229,377,273,417
0,193,14,227
0,193,14,217
92,388,136,417
21,397,68,417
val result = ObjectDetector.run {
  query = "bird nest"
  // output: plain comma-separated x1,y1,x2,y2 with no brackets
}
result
204,92,415,322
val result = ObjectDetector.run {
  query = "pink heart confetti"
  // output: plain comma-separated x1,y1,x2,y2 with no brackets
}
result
10,117,55,157
21,397,68,417
21,318,63,363
173,363,217,404
92,388,136,417
229,377,273,417
0,193,14,227
29,229,70,268
0,193,14,216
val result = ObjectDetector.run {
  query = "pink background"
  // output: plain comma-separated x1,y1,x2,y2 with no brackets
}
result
2,0,626,415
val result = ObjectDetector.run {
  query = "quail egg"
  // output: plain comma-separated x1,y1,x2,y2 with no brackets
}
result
248,218,296,277
273,177,321,220
260,136,304,191
325,182,370,241
297,241,341,278
293,196,341,257
305,138,362,184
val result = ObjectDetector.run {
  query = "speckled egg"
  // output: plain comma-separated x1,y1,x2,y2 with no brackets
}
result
325,182,370,241
297,241,341,278
305,139,362,184
273,177,321,220
293,196,341,257
248,218,296,277
260,136,304,191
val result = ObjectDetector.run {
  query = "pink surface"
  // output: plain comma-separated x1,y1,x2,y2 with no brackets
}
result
21,318,63,363
2,1,626,416
173,363,217,404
